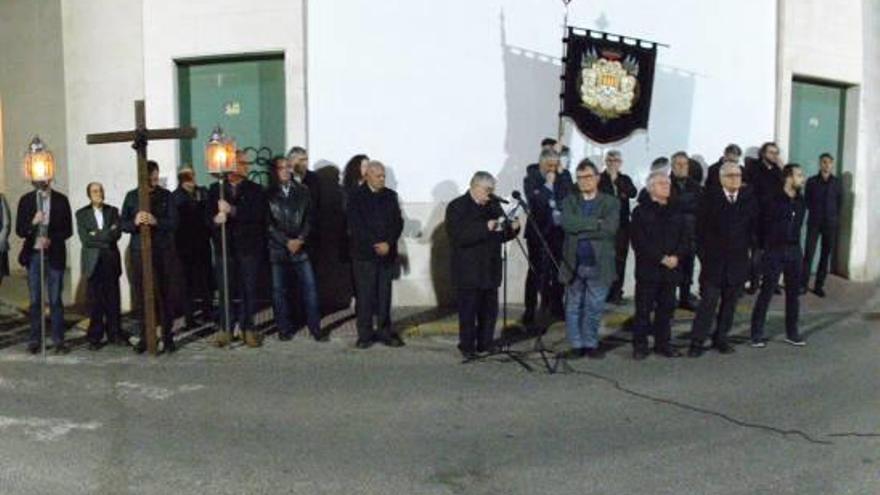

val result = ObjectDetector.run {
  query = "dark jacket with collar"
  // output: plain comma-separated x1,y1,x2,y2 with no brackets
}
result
696,186,759,286
347,183,404,262
598,170,638,226
172,185,211,262
16,189,73,270
266,181,312,264
804,173,843,226
630,198,690,284
207,179,267,256
522,164,572,242
761,190,806,250
76,204,122,279
445,193,519,290
121,187,178,252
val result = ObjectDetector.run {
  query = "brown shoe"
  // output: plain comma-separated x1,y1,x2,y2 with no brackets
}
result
214,331,231,348
244,331,263,348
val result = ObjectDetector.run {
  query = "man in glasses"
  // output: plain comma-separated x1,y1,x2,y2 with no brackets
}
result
688,162,759,357
559,159,619,359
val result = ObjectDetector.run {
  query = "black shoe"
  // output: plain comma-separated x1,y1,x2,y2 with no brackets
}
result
27,343,40,355
163,338,176,354
87,341,103,351
687,344,704,358
774,287,783,295
355,339,374,349
54,343,70,355
798,286,808,296
654,346,681,358
380,334,405,348
745,284,757,295
606,294,624,305
584,347,605,359
813,287,826,298
714,342,736,354
110,335,131,347
312,331,330,343
633,347,650,360
278,332,293,342
133,341,147,354
563,348,585,359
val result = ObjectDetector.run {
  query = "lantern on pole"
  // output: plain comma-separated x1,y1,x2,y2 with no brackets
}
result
24,136,56,183
205,126,237,346
23,136,56,359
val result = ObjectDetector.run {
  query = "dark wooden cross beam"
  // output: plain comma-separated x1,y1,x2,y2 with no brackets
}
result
86,100,196,355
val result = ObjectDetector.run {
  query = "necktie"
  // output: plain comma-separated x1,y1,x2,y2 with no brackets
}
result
728,194,735,204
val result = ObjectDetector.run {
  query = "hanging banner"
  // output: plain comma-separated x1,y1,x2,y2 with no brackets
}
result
561,28,658,144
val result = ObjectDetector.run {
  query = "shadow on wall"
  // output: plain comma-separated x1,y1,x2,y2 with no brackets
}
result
835,171,854,278
495,10,561,196
313,162,354,314
418,180,460,308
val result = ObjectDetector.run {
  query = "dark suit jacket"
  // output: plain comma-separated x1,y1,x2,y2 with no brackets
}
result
121,187,178,252
76,204,122,279
804,174,843,226
16,190,73,270
630,199,690,284
598,171,638,226
696,186,759,287
445,193,519,290
347,184,403,262
207,179,267,255
522,164,572,242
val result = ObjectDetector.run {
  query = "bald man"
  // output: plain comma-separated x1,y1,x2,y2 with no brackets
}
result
347,161,405,348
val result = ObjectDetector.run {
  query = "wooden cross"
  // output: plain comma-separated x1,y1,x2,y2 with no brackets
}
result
86,100,196,355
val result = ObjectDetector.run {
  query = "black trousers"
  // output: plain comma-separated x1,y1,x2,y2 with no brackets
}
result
130,248,176,343
523,236,563,318
750,245,802,341
457,288,498,353
86,254,122,344
802,222,837,290
690,282,741,346
352,259,395,341
179,249,214,323
678,253,696,300
748,248,763,289
632,280,677,350
608,225,630,299
215,250,261,333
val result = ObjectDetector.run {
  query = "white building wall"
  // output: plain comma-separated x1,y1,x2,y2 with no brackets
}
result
307,0,778,305
61,0,145,309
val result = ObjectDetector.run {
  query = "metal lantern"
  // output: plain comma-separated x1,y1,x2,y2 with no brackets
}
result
24,136,56,182
205,126,237,176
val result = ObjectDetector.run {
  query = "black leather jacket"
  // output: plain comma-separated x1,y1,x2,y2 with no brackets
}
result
267,181,313,263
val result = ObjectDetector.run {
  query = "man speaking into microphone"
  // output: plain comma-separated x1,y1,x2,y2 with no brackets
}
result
445,172,520,359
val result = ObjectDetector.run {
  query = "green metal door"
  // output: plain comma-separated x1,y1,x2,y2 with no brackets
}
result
177,55,285,186
788,79,846,275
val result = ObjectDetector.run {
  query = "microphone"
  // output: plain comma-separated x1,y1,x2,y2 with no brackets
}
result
511,190,523,201
489,193,509,204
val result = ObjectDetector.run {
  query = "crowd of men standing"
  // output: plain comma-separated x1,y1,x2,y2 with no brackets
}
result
513,139,842,360
12,138,843,361
15,149,405,355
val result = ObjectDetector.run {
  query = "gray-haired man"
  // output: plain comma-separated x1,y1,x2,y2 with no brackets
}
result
446,172,520,358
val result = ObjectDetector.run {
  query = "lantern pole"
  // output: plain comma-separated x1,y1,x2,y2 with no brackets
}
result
207,126,234,345
218,173,230,342
37,193,47,360
558,0,573,142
